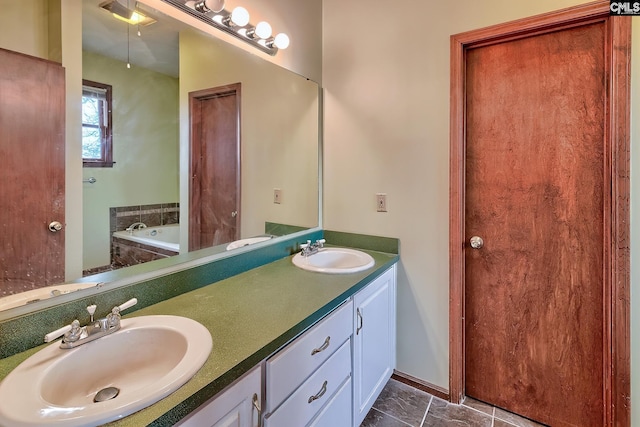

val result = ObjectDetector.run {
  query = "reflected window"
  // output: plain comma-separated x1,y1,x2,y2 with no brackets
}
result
82,80,113,167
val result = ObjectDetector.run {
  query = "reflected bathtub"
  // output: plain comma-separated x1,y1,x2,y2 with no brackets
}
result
113,224,180,253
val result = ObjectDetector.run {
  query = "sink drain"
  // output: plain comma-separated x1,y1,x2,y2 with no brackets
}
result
94,386,120,403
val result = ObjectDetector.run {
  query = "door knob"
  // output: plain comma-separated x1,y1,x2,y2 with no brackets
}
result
469,236,484,249
48,221,63,232
231,211,238,217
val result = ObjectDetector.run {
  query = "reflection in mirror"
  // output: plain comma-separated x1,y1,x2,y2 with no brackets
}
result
0,0,320,314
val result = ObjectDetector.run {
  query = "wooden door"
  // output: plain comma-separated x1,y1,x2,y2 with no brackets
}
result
189,84,241,251
0,48,65,295
464,22,606,426
450,3,631,427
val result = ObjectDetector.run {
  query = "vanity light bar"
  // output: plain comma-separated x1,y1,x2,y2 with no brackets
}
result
160,0,289,56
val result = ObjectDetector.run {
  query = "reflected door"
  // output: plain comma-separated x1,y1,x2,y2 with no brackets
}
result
189,84,241,251
0,48,65,295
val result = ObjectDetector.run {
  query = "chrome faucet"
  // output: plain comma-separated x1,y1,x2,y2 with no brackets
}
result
44,298,137,349
125,222,147,234
300,239,326,257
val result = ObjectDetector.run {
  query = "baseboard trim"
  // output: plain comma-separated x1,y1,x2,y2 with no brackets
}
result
392,370,450,402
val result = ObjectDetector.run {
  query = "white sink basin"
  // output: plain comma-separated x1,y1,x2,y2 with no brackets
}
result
0,315,212,427
226,236,272,250
292,247,375,274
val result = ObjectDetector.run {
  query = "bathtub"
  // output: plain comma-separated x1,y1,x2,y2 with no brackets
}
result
113,224,180,253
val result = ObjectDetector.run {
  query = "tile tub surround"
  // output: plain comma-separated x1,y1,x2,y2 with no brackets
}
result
361,379,546,427
0,231,398,426
110,203,180,233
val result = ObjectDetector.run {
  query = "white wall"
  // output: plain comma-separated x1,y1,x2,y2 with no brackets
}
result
142,0,322,83
0,0,49,58
179,30,319,248
323,0,638,423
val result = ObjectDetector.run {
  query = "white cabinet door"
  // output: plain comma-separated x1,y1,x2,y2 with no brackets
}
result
176,366,262,427
353,265,397,426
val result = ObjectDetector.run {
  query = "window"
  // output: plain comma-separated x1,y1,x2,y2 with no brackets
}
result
82,80,113,167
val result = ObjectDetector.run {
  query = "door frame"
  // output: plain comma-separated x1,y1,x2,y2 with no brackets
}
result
448,2,631,426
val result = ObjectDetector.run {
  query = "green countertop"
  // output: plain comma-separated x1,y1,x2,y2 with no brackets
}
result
0,249,398,426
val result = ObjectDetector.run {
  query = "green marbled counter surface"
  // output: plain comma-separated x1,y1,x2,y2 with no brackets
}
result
0,249,398,426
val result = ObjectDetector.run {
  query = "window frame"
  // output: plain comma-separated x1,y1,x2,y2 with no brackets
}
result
82,79,114,168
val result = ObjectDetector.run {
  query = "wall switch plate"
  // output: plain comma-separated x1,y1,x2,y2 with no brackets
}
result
376,193,387,212
274,188,282,204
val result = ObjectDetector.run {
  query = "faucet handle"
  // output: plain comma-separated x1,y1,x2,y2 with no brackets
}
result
107,298,137,328
115,298,137,313
300,240,311,249
44,322,74,343
87,304,97,322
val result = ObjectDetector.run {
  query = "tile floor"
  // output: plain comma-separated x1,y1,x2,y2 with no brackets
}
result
360,379,546,427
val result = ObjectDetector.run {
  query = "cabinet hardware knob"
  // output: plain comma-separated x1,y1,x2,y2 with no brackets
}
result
311,336,331,355
308,380,328,404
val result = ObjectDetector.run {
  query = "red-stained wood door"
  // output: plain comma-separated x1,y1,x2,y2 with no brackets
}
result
450,4,631,427
0,48,65,296
462,13,620,427
189,84,240,251
464,21,605,426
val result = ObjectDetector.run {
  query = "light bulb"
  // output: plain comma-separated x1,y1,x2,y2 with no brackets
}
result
231,6,250,26
273,33,289,49
204,0,225,13
254,21,272,39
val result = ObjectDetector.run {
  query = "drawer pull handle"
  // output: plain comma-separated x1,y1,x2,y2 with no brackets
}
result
308,380,328,404
357,308,363,335
252,393,261,426
311,336,331,355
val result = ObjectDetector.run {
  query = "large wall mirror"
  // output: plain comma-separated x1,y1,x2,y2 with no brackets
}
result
0,0,320,316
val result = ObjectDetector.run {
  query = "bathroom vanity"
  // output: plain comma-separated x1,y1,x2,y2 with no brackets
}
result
177,265,396,427
0,237,398,427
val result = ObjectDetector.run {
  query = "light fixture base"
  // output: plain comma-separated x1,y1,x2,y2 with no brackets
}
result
162,0,279,55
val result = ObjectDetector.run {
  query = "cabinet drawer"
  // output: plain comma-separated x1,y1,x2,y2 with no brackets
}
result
307,377,352,427
266,300,353,411
264,340,351,427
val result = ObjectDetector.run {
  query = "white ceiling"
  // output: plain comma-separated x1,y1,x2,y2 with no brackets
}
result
83,0,185,77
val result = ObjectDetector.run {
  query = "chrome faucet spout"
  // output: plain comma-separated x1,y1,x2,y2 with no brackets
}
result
125,222,147,234
300,239,326,257
43,298,138,349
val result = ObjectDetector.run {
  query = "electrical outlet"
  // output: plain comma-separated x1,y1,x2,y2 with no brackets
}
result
376,193,387,212
274,188,282,204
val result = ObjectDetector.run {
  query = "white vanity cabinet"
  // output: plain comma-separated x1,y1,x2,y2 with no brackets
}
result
176,366,261,427
353,265,397,426
177,262,397,427
264,300,354,427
